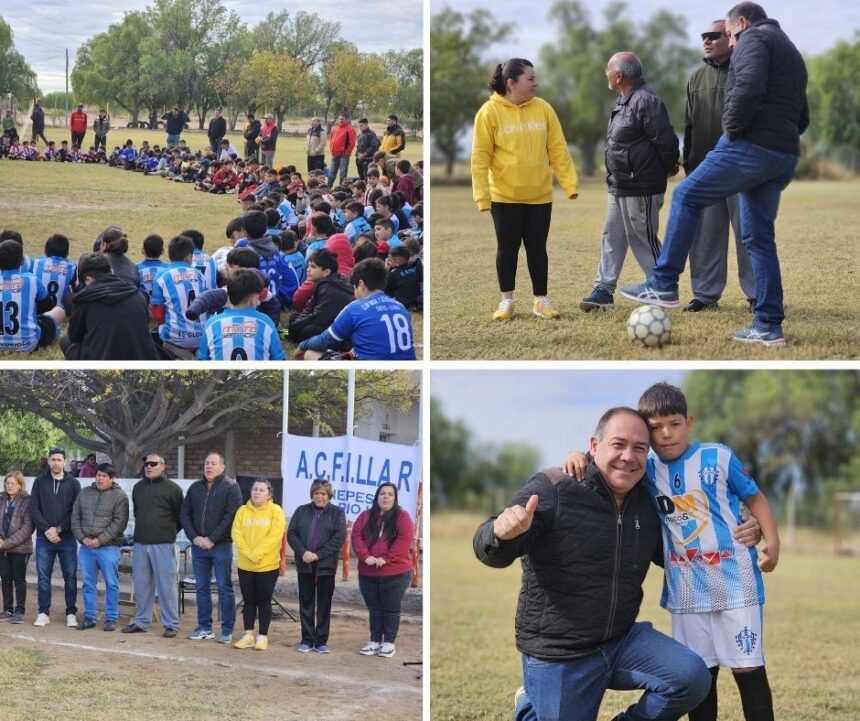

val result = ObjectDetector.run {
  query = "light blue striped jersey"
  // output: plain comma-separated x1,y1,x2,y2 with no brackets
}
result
192,249,219,292
0,269,48,351
31,255,77,310
646,442,764,613
197,308,285,361
137,259,169,300
151,262,206,348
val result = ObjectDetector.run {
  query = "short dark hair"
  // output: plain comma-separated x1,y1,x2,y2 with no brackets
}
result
309,214,336,237
388,245,410,262
358,117,369,124
594,407,648,440
180,229,205,250
227,268,265,305
387,114,398,121
97,463,116,478
0,239,24,270
375,195,393,211
488,58,534,94
396,159,411,174
345,200,365,216
168,235,195,262
0,229,23,245
374,218,394,233
727,2,767,24
280,229,298,252
350,257,387,292
637,382,688,419
142,234,164,258
264,208,281,228
310,200,331,215
225,247,260,269
225,217,244,238
45,234,70,258
308,248,339,274
242,210,267,239
412,202,423,218
78,252,112,280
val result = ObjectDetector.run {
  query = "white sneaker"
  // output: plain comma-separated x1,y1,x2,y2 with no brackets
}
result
66,614,78,627
359,641,381,656
378,642,396,658
33,613,50,627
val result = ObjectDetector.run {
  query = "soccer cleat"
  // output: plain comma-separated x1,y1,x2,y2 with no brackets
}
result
296,643,311,653
619,281,679,308
254,635,268,651
532,297,560,319
121,623,147,633
377,642,396,658
33,613,50,627
682,298,719,312
66,614,78,627
103,620,116,632
77,618,96,630
492,298,516,321
187,627,215,640
217,632,233,644
579,287,614,312
359,641,382,656
313,645,331,654
731,325,786,347
234,634,256,649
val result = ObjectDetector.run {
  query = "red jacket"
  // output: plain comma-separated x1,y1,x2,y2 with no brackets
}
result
292,280,314,312
70,110,88,134
329,122,356,156
325,233,355,275
352,508,415,578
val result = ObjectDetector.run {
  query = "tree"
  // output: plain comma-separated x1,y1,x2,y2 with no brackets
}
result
1,371,283,477
250,10,341,70
430,7,513,176
384,49,423,133
0,18,40,107
430,398,475,509
318,43,397,124
0,409,67,476
239,51,316,129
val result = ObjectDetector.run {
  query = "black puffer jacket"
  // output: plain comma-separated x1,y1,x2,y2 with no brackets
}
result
474,463,663,660
723,18,809,155
287,274,354,342
604,80,679,197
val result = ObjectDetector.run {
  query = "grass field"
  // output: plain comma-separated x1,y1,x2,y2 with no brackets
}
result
0,132,425,360
429,179,860,359
430,513,860,721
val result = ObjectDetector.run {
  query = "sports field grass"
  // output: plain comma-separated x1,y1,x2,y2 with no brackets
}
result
0,133,424,360
430,513,860,721
429,179,860,359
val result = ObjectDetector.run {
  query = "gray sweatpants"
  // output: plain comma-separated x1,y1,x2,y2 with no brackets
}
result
688,195,756,304
595,193,663,292
132,542,179,631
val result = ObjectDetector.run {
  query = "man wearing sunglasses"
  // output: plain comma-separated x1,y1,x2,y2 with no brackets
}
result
122,454,184,638
30,446,81,628
680,20,756,314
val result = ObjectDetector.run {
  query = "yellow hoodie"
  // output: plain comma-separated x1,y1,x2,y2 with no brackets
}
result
231,499,286,573
471,93,579,211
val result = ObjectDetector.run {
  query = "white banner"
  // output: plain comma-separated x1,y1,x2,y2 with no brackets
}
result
280,434,421,523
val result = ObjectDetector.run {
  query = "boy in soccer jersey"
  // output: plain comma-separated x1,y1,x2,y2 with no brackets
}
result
137,234,169,301
182,229,219,292
297,257,416,361
280,230,307,284
385,246,421,310
0,239,60,352
343,201,372,245
31,234,77,311
374,219,401,252
197,270,284,361
0,230,33,272
565,382,779,721
150,235,206,359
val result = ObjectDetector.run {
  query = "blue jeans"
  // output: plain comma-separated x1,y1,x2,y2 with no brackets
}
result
79,545,121,621
358,571,412,643
514,622,710,721
650,135,798,331
329,154,349,184
36,536,78,615
166,133,180,147
191,542,235,633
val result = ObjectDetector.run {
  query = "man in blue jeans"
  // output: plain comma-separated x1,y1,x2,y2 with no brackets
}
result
179,452,242,644
474,408,711,721
29,446,81,628
619,2,808,347
71,463,129,631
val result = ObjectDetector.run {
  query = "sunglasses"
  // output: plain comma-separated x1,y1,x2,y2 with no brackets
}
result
702,31,726,41
143,460,163,467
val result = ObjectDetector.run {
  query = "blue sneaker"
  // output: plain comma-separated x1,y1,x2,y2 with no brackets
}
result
579,287,614,312
314,645,331,654
732,325,785,347
187,627,215,640
217,631,233,644
619,281,679,308
296,643,311,653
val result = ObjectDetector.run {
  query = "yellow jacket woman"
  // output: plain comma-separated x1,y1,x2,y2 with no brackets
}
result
231,496,286,573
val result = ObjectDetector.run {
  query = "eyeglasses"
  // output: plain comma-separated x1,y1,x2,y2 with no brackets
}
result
702,31,726,41
143,460,163,467
48,446,65,454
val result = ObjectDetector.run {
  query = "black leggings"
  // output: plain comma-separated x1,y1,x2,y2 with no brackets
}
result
491,202,553,296
238,569,279,635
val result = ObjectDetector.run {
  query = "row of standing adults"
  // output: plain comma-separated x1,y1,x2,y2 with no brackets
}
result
0,448,415,658
472,2,808,346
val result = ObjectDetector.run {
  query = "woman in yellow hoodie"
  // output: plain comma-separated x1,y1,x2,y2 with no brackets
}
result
231,480,286,651
472,58,579,321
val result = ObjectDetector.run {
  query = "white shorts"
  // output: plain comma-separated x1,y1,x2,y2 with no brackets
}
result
671,606,765,669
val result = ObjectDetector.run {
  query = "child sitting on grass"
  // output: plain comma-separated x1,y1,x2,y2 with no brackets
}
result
385,246,421,311
285,248,353,345
137,234,169,301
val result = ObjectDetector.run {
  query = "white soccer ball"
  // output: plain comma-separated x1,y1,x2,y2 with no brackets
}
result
627,305,672,347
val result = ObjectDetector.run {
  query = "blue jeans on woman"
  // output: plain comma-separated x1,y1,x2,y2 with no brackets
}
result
513,622,710,721
35,536,78,616
649,135,798,332
79,544,121,621
358,571,412,643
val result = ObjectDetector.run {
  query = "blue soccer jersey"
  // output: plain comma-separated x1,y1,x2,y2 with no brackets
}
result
0,269,48,351
151,262,206,348
328,291,416,360
345,216,371,244
137,259,169,300
192,249,219,292
646,442,765,614
31,255,77,310
284,250,307,284
198,308,285,361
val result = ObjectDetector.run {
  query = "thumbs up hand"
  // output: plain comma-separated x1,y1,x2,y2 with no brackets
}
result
493,494,539,541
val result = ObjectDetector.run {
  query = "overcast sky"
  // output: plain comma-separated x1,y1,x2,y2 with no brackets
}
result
439,0,859,65
3,0,423,94
431,370,687,468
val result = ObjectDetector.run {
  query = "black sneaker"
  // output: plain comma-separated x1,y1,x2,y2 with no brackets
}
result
682,298,719,312
103,620,116,632
77,618,97,630
579,287,614,312
163,627,178,638
121,623,148,634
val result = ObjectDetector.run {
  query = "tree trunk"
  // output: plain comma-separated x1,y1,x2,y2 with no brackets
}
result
579,139,598,177
445,151,455,177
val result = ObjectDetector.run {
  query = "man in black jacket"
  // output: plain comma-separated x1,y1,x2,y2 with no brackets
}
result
355,118,380,180
243,113,261,161
207,109,227,153
161,107,190,147
179,452,242,644
30,446,81,628
621,2,808,347
580,53,679,312
474,408,710,721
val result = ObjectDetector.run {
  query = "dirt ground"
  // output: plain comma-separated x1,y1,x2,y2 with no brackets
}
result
0,596,422,721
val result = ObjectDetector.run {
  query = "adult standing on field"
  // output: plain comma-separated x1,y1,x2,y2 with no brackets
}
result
259,114,278,167
355,118,379,180
680,20,756,314
305,117,326,172
208,109,227,154
162,107,190,147
0,471,34,624
243,113,261,161
70,104,88,148
30,98,48,146
93,109,110,152
379,114,406,157
620,2,809,347
471,58,579,322
329,114,356,186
